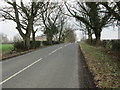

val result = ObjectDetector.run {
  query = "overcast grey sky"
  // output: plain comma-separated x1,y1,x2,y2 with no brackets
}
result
0,0,119,41
0,20,118,41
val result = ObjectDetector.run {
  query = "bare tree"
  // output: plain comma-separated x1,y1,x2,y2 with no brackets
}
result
62,28,75,43
65,2,112,45
57,5,67,42
100,1,120,21
41,2,64,44
13,34,22,42
0,0,43,49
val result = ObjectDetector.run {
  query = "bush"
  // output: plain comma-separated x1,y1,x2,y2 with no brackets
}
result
111,40,120,51
14,40,61,51
101,40,120,51
42,41,50,46
14,41,42,50
35,41,41,48
52,41,60,44
42,41,60,46
30,41,41,49
14,41,24,51
101,40,108,48
86,39,99,46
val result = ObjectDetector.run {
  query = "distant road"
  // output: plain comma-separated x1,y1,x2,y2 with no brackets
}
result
1,43,95,88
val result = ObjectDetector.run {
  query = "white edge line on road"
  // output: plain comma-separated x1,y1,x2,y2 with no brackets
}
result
0,58,43,85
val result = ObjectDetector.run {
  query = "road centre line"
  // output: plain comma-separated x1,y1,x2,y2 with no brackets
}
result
48,47,62,55
0,58,43,85
0,46,64,85
64,43,71,47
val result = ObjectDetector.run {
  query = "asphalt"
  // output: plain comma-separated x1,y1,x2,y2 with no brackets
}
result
1,43,95,88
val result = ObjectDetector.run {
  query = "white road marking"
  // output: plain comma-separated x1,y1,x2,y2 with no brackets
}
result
0,46,63,85
58,47,63,49
0,58,43,85
48,47,62,55
48,50,57,55
64,45,67,47
64,43,71,47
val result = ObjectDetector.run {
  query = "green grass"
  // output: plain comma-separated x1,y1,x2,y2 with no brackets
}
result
80,42,120,88
0,44,14,53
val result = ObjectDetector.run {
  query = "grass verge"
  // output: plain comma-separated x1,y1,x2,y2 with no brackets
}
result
1,45,48,61
80,42,120,88
0,44,14,53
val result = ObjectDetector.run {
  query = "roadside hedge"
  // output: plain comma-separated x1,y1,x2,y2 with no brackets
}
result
14,41,24,50
101,40,120,51
14,41,61,50
86,39,120,51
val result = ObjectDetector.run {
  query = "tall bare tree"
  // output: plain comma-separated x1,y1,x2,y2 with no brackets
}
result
41,2,63,44
101,1,120,21
65,2,112,45
0,0,42,49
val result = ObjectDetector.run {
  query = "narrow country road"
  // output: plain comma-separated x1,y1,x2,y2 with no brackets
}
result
1,43,95,88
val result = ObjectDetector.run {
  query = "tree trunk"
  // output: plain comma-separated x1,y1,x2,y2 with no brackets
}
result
32,31,36,48
88,33,93,44
58,34,61,42
32,25,36,49
47,35,53,45
23,36,30,50
23,18,33,50
59,30,62,42
59,26,63,43
95,32,101,46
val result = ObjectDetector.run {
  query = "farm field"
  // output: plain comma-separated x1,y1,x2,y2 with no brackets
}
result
0,44,14,53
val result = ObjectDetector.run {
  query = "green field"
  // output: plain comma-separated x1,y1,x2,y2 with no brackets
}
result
0,44,14,53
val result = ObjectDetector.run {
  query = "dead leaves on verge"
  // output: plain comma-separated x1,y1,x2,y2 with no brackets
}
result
80,43,120,88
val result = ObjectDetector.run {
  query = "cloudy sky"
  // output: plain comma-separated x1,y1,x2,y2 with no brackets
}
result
0,0,119,41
